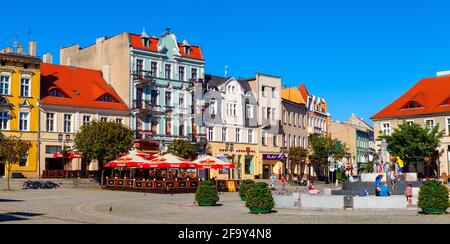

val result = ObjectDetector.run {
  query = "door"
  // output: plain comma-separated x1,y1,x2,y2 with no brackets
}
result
0,164,4,177
263,164,271,179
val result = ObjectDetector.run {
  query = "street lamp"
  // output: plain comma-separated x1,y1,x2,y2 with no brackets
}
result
58,133,71,171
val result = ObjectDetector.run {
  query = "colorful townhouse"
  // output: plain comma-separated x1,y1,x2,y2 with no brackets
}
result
39,62,130,177
0,41,41,178
59,29,205,154
372,72,450,180
203,75,259,179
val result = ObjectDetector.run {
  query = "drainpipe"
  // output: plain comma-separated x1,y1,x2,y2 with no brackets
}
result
37,100,41,179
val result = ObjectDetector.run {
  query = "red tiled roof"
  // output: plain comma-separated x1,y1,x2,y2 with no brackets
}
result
299,83,309,102
129,34,204,60
371,75,450,120
40,63,129,111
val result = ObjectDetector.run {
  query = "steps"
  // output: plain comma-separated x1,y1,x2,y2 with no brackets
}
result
333,181,422,196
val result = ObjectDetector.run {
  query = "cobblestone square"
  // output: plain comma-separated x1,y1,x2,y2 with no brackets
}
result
0,189,449,224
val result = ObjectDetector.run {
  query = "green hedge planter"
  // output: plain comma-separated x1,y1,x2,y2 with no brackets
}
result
246,182,275,214
418,180,449,215
195,181,219,207
239,180,255,202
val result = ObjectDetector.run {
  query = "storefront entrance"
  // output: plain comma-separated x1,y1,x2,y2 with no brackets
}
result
0,164,4,177
46,158,65,171
263,164,271,179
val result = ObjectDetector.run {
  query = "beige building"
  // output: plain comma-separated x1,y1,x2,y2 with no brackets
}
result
371,73,450,180
330,114,375,173
246,73,283,179
39,63,130,176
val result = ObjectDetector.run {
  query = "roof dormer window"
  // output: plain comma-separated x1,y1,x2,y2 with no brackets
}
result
441,98,450,106
402,101,423,110
142,38,150,47
97,94,117,103
185,46,191,55
48,88,67,98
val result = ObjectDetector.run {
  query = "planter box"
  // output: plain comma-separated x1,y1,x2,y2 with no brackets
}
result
353,196,408,209
300,195,345,210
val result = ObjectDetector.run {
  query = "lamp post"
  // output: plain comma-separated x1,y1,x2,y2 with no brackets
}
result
328,155,335,189
58,133,71,170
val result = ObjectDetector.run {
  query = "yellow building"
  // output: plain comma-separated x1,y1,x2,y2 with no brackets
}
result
0,42,41,178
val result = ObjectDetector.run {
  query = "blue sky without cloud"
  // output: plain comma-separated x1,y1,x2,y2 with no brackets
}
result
2,0,450,124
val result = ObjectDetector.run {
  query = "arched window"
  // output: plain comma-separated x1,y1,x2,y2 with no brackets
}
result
402,101,423,109
97,94,117,103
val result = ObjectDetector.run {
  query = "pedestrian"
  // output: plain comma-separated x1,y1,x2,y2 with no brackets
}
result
270,173,276,190
380,182,391,197
375,174,384,196
405,184,413,207
390,169,398,190
373,162,378,173
397,158,405,174
281,175,287,191
307,182,320,195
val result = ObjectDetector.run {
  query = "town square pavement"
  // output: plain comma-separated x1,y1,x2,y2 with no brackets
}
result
0,188,449,224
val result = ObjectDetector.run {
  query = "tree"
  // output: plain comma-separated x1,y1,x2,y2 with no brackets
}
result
167,139,199,160
288,147,309,179
379,122,444,171
0,136,31,191
74,121,134,171
310,135,348,179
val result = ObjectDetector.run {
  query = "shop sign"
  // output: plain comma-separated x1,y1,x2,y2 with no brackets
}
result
263,154,285,160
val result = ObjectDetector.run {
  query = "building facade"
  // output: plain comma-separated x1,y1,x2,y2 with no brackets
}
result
371,73,450,179
299,83,330,137
330,114,375,174
246,73,283,179
281,87,309,177
0,42,41,178
203,75,259,179
39,63,130,176
60,29,205,153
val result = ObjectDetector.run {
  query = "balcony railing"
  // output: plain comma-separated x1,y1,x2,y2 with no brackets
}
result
132,100,163,115
132,70,157,86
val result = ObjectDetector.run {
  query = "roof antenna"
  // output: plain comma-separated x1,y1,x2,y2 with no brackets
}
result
224,65,229,78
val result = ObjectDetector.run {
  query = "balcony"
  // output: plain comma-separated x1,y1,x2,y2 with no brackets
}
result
132,100,163,116
132,70,157,87
135,131,191,142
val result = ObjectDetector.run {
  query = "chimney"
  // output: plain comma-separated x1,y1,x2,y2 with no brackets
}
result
96,37,107,44
43,53,53,64
17,44,24,54
28,41,37,56
102,65,111,85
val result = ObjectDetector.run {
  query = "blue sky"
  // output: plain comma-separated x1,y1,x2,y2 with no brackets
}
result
2,0,450,124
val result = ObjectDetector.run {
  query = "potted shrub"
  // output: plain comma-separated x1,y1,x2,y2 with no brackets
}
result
239,180,255,201
195,181,220,206
418,180,449,215
246,182,275,214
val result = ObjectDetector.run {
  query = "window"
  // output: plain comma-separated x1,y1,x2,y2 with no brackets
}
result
151,62,157,77
236,129,241,143
447,118,450,136
248,130,254,143
19,152,28,167
381,122,391,136
100,117,108,123
222,128,228,142
0,111,9,130
402,101,422,109
208,127,214,141
273,134,278,147
98,94,116,103
165,64,172,79
245,156,253,175
272,87,276,98
151,90,158,106
64,114,72,133
179,93,185,108
165,91,172,107
136,59,143,75
116,118,123,124
272,108,276,120
267,108,271,121
262,86,267,97
19,112,29,131
143,38,150,47
227,103,237,117
179,121,185,136
406,121,414,126
0,75,10,95
179,66,185,81
262,132,267,146
48,89,65,98
425,119,435,131
293,136,297,147
165,119,172,135
246,104,253,119
20,78,30,97
191,68,198,80
210,99,217,115
262,107,267,119
46,113,55,132
83,115,91,126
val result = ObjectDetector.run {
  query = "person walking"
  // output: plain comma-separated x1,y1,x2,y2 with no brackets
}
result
270,173,276,190
281,175,287,191
405,184,413,207
390,169,398,190
397,158,405,174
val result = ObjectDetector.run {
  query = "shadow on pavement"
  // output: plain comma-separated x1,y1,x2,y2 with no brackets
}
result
0,199,24,203
0,212,43,223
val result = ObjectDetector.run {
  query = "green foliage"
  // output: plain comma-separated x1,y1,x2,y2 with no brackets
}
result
74,120,134,169
310,135,349,167
379,122,444,167
418,180,449,214
288,147,309,175
239,180,256,201
167,139,199,160
245,182,275,211
335,169,348,183
195,181,219,206
0,136,32,190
